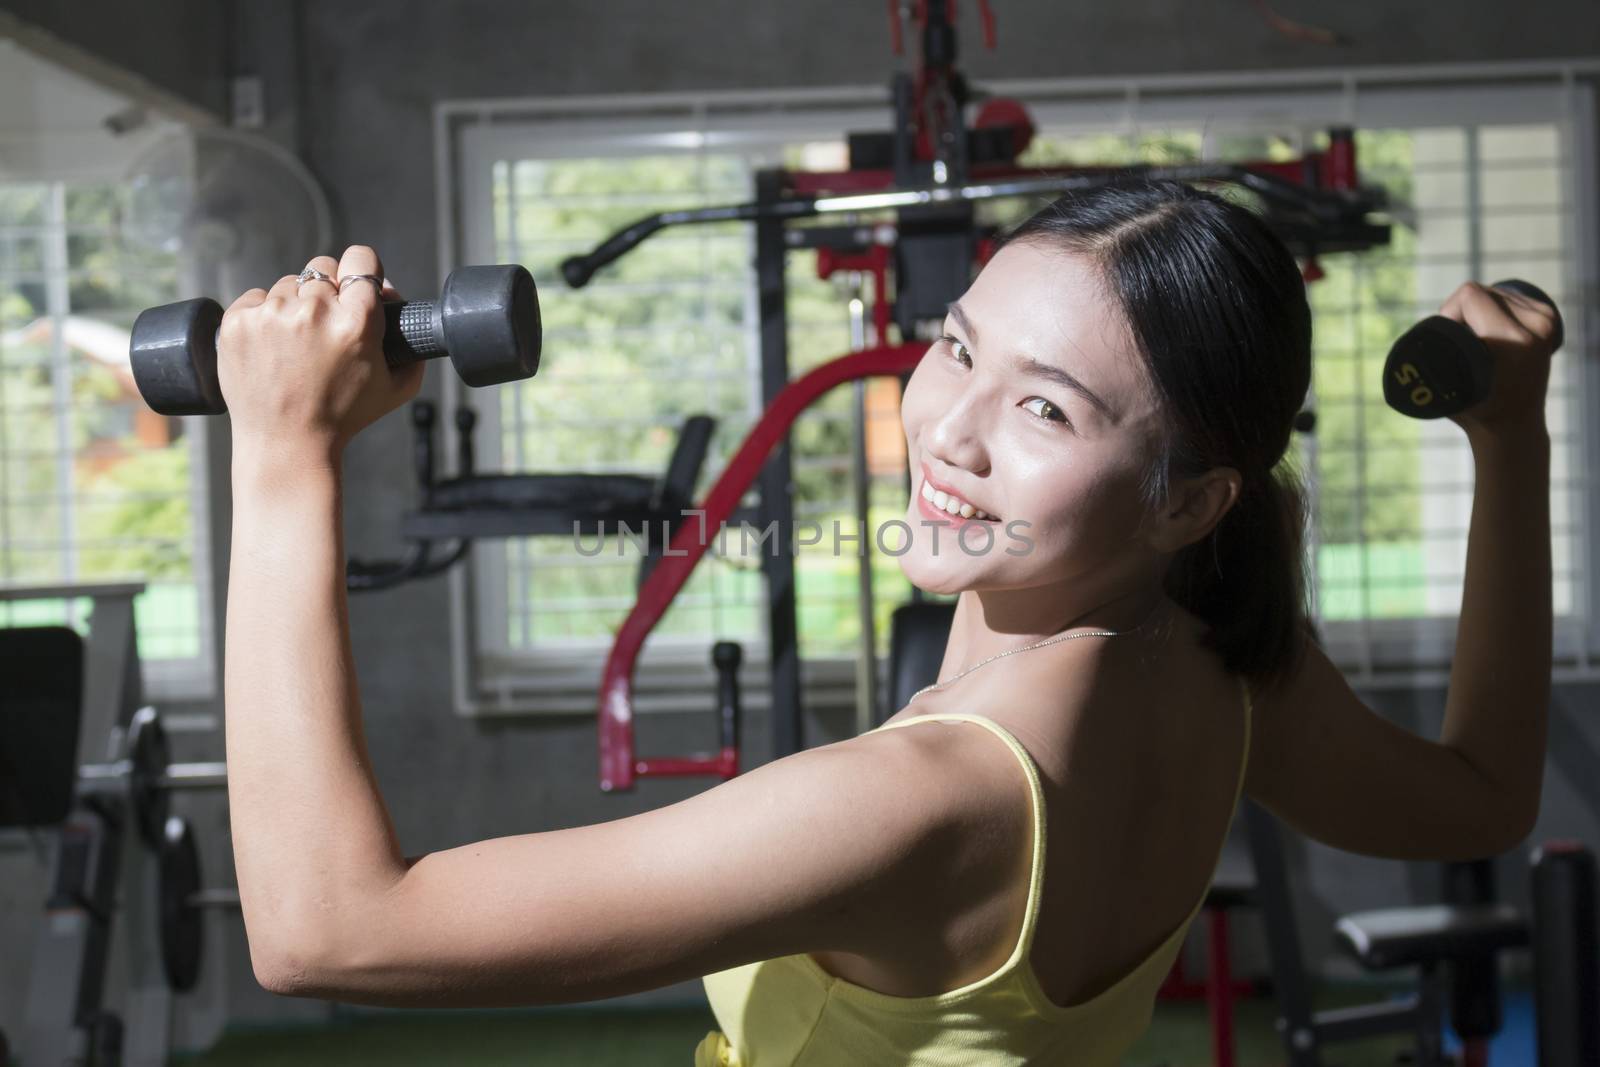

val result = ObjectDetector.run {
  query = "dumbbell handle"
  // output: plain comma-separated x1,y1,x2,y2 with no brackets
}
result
132,296,455,416
385,300,449,361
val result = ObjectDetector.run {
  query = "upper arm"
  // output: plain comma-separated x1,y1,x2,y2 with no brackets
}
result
1244,627,1534,862
273,730,962,1006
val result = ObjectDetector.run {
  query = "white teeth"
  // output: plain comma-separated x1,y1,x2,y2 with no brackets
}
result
921,478,996,521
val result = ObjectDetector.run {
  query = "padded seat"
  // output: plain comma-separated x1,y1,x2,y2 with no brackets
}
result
427,472,656,514
885,600,957,717
0,626,83,828
400,414,717,545
1334,903,1528,970
429,413,716,517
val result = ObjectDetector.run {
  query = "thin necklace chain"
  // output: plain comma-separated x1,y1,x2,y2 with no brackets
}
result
909,607,1160,705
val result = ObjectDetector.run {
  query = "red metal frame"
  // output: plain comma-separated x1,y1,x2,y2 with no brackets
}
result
1149,908,1261,1067
597,342,926,792
815,243,893,345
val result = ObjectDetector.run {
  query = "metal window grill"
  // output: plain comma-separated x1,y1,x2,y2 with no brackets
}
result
480,141,917,668
0,179,210,679
1304,123,1586,674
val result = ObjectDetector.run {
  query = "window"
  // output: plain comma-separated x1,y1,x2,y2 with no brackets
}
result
1300,122,1586,675
452,103,914,713
441,70,1598,713
0,179,214,697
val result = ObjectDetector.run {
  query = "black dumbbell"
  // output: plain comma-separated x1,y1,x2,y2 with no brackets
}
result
1383,278,1563,420
130,264,542,416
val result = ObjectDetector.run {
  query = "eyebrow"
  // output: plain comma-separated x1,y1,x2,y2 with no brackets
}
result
946,301,1117,422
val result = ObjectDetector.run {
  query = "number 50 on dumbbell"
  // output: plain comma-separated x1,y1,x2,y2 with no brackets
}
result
129,264,542,416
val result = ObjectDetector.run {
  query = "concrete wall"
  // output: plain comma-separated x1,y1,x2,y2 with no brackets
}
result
4,0,1600,1054
0,0,227,124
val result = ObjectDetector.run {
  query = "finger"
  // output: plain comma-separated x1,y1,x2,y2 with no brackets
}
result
379,278,403,302
266,273,302,302
1456,283,1535,348
1436,283,1468,323
1435,283,1523,344
390,359,426,405
336,244,386,308
1488,283,1561,345
227,287,270,312
298,254,341,301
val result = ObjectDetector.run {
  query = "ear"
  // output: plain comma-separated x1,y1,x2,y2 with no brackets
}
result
1144,466,1242,554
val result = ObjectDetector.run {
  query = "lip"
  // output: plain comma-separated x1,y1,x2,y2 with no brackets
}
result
916,462,1000,526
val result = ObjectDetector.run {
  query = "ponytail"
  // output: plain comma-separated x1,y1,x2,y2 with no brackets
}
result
1165,463,1311,685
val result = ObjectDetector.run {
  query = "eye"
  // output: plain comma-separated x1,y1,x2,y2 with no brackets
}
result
941,335,1071,428
941,334,972,367
1022,396,1070,427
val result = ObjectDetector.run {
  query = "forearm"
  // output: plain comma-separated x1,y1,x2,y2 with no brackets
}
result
225,451,406,966
1441,426,1551,828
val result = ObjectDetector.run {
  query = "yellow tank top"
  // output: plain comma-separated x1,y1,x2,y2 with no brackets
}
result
695,677,1253,1066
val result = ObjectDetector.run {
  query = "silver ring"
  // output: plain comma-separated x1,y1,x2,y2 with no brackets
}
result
296,267,335,287
338,274,383,294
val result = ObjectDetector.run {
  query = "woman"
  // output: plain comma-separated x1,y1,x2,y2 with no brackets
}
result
219,181,1555,1066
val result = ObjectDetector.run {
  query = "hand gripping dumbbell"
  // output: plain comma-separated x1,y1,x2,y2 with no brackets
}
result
1383,278,1563,419
129,264,542,416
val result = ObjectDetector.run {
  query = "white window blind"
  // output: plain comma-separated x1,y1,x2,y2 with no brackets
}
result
0,179,214,695
444,70,1599,711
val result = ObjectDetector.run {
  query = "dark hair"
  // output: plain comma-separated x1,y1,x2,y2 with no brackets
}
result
1003,180,1312,686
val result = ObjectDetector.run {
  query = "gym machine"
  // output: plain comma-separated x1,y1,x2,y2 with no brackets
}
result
1,584,235,1067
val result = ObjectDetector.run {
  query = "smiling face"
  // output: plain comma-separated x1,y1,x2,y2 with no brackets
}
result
897,240,1169,598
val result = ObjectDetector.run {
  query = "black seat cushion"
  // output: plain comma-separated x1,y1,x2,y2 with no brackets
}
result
887,601,957,715
0,626,84,828
428,473,658,513
1334,903,1528,970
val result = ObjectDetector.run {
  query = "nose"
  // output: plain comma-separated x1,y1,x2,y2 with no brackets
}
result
920,379,991,479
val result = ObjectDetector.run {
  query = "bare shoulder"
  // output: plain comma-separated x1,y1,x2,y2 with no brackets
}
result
839,716,1038,959
873,712,1037,803
866,714,1040,868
